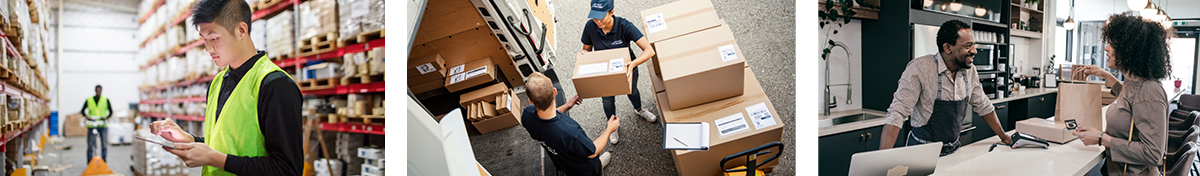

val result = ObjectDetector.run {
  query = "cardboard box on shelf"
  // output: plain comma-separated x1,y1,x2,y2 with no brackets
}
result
639,0,722,44
444,57,497,92
656,67,782,176
572,48,632,98
496,93,512,114
656,24,746,110
458,83,507,107
409,54,446,85
472,102,522,134
64,114,87,137
357,147,383,159
361,164,384,175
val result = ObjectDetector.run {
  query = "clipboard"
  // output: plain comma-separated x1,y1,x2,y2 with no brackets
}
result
135,135,178,149
663,122,710,150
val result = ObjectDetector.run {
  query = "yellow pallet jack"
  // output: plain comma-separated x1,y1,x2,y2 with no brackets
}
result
721,142,784,176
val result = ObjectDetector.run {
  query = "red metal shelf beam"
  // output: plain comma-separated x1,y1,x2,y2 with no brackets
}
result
301,81,385,96
140,112,204,122
319,122,383,135
137,0,165,24
275,38,385,68
1,116,49,149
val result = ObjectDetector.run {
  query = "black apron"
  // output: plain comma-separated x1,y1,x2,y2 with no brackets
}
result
907,70,970,156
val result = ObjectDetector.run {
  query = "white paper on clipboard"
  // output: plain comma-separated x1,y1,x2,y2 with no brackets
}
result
663,122,709,150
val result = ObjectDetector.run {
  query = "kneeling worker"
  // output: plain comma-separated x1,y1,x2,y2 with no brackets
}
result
521,72,619,176
879,20,1012,155
149,0,303,175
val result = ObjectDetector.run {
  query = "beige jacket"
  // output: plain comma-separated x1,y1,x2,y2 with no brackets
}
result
1104,79,1168,176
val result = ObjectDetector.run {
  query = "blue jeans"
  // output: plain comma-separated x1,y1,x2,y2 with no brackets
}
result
602,67,641,118
87,127,107,162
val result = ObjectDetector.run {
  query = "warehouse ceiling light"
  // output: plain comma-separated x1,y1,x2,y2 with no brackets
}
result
1127,0,1148,11
950,0,963,11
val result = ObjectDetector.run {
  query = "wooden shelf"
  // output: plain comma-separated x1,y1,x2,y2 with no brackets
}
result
1010,29,1042,39
975,41,1007,45
1010,3,1044,14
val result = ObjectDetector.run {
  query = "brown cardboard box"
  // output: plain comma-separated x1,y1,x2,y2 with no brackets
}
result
409,79,445,94
445,57,497,92
482,101,497,117
409,54,446,86
648,58,666,93
572,48,632,98
64,114,87,137
639,0,722,44
658,67,783,176
1016,118,1075,143
459,83,507,107
473,95,522,134
496,93,512,114
656,24,746,110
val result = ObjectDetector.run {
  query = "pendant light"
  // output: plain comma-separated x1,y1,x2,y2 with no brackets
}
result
950,0,963,11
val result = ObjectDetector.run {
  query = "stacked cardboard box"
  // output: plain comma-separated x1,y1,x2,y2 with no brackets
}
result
410,53,446,93
336,132,366,175
313,158,343,176
641,0,723,93
656,67,782,176
299,0,339,40
460,84,521,134
357,147,385,176
641,0,745,110
133,129,191,176
336,0,384,42
444,57,497,92
267,10,295,59
572,48,632,98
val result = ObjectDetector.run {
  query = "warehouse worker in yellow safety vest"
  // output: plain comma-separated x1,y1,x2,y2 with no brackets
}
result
148,0,303,175
81,84,113,163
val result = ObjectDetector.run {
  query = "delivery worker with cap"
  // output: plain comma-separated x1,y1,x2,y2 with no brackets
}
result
148,0,303,175
81,84,113,162
879,20,1012,155
580,0,657,145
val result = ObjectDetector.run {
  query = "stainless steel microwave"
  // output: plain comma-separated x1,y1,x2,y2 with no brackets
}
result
973,45,995,71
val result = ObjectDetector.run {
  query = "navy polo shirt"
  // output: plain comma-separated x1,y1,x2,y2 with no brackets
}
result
520,105,601,175
582,16,643,60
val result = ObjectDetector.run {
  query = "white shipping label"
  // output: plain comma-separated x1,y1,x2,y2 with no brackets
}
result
449,64,466,75
416,63,436,75
608,58,625,73
465,66,488,78
715,113,750,137
718,44,738,62
644,13,668,34
507,95,513,110
449,74,467,84
578,63,608,76
351,0,370,18
745,102,777,129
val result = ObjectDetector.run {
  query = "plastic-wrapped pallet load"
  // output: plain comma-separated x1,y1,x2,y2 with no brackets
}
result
266,10,294,59
251,20,268,51
366,0,383,31
337,0,382,42
299,0,338,40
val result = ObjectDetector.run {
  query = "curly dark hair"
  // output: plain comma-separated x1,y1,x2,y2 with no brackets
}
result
1102,12,1173,80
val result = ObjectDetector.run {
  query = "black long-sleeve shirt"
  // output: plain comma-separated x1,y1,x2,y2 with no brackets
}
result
194,51,303,175
79,95,113,120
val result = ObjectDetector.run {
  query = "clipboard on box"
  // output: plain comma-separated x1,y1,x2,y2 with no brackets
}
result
663,122,710,150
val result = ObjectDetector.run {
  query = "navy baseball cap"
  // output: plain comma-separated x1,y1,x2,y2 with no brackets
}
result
588,0,613,20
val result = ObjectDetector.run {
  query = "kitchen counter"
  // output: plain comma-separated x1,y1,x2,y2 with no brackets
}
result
817,88,1059,137
932,130,1105,175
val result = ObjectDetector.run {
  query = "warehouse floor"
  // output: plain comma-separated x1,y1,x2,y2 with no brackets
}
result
464,0,796,175
38,136,202,176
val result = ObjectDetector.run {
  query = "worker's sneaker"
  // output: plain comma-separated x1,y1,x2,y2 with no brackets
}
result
599,151,612,168
609,130,619,144
638,109,658,122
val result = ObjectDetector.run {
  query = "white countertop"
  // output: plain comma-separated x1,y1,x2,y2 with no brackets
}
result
817,88,1059,137
932,131,1105,176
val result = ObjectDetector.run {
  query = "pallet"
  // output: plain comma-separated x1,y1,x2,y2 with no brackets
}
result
340,74,383,85
340,28,385,46
298,78,339,91
299,32,339,57
341,115,384,124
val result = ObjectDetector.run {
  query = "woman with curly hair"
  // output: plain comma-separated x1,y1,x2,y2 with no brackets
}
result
1073,12,1173,176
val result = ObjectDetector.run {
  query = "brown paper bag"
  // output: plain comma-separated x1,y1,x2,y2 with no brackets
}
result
1056,82,1104,131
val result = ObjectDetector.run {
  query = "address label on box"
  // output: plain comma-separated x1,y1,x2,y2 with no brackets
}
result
578,62,608,76
416,63,436,74
718,44,738,62
716,113,750,137
745,102,776,129
608,58,625,73
449,64,466,75
466,66,488,78
644,13,667,34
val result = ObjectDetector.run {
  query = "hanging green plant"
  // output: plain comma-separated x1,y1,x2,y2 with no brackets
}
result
819,0,856,60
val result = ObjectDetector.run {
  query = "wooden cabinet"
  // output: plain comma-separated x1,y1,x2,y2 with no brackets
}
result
818,126,884,176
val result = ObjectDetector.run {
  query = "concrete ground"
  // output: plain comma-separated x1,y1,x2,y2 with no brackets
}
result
466,0,795,175
38,136,202,176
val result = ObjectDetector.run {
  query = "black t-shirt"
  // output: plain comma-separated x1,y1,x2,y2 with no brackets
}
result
581,16,644,60
520,105,600,175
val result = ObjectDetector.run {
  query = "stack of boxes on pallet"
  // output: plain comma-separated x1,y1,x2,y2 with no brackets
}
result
640,1,782,175
458,84,521,134
408,0,529,96
0,0,52,135
266,10,294,59
297,0,338,57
